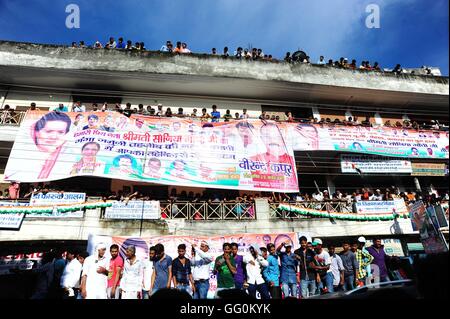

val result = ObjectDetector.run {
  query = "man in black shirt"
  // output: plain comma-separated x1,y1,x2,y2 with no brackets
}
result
123,103,133,117
294,236,317,298
172,244,195,296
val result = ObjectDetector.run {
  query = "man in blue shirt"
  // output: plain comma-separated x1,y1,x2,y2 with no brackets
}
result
264,243,281,299
116,37,126,49
211,105,221,123
56,103,68,112
151,244,172,294
276,241,298,298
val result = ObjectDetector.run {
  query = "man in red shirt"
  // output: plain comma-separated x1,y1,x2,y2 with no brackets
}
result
107,244,124,299
8,182,20,200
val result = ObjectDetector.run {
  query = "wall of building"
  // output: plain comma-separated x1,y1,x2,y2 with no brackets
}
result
0,199,416,242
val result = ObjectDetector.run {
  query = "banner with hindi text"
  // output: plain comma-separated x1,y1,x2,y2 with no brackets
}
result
4,111,298,192
283,123,448,159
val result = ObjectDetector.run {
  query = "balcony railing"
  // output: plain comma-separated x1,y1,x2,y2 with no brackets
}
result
269,200,354,219
159,201,256,220
0,111,26,126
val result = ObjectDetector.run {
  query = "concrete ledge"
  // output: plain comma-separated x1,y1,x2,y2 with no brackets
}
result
0,208,415,241
0,41,448,96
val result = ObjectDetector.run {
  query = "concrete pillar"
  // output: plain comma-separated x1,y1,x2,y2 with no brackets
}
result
254,198,271,221
414,177,421,192
326,176,335,195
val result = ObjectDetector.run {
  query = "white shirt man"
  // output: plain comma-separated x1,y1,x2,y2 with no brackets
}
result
60,253,83,297
81,244,110,299
371,190,383,201
243,246,268,285
120,246,144,299
72,103,86,112
191,243,213,282
142,259,153,293
329,249,345,288
313,192,324,202
239,110,249,119
191,241,213,299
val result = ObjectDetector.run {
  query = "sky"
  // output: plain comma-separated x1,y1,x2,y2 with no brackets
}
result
0,0,448,75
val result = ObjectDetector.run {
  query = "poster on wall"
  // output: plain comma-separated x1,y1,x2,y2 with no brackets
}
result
411,163,447,176
0,213,25,230
340,154,412,173
355,199,408,215
104,201,160,220
26,192,85,218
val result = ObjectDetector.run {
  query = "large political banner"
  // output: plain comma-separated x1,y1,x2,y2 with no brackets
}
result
88,232,298,298
408,201,448,254
4,111,298,192
284,123,449,159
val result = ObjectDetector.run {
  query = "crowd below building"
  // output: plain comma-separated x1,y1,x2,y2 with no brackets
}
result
15,234,411,300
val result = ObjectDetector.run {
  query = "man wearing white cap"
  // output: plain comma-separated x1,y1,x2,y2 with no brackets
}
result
243,244,270,299
311,239,332,295
355,237,374,287
191,240,213,299
80,243,110,299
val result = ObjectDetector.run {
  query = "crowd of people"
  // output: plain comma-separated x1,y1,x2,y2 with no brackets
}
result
23,235,405,300
3,100,447,133
288,187,449,206
66,37,439,77
297,115,449,132
2,181,448,209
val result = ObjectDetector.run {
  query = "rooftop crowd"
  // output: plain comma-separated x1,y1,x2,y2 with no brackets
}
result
19,235,409,300
67,37,439,76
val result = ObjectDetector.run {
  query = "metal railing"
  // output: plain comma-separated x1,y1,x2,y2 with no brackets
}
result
269,200,354,219
159,201,256,220
0,111,26,126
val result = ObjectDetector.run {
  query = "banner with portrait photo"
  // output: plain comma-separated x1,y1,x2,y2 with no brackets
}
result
408,201,448,254
284,123,449,159
4,111,298,193
87,232,298,298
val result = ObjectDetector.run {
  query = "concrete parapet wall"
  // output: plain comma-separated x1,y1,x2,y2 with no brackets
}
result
0,206,415,241
0,41,448,96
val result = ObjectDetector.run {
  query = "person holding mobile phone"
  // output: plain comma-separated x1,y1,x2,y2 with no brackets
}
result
214,243,236,298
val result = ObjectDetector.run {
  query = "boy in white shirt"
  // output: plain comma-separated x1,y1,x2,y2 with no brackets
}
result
243,244,270,299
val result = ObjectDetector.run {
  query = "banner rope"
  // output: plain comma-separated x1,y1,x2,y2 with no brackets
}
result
277,203,409,221
0,201,112,215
